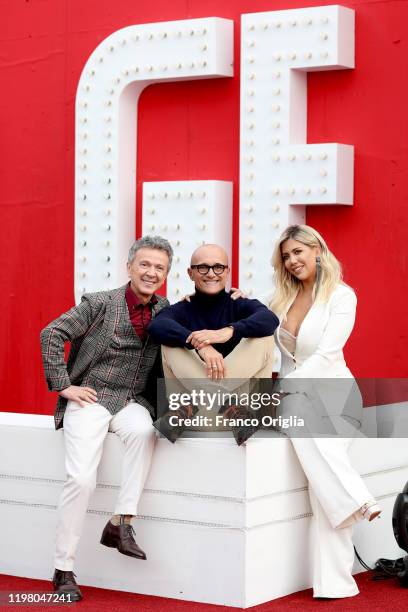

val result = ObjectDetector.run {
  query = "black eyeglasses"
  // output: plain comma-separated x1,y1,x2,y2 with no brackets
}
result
190,264,228,275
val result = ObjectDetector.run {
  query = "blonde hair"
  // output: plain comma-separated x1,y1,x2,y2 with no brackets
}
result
269,224,343,317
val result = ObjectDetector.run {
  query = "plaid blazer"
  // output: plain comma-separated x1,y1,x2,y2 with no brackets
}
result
40,284,169,429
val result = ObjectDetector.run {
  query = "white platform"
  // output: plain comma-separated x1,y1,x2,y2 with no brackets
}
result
0,410,407,608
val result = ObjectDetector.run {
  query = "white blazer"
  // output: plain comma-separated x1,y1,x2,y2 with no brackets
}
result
275,284,357,380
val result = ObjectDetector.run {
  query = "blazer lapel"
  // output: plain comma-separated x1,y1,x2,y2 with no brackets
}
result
90,284,130,364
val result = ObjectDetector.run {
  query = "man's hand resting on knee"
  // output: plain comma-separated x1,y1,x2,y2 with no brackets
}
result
196,345,226,380
187,327,233,351
59,385,98,407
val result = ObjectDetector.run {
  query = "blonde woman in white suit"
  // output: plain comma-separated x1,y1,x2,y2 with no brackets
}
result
270,224,381,599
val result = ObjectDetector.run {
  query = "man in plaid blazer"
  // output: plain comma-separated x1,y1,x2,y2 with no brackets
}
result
40,235,172,602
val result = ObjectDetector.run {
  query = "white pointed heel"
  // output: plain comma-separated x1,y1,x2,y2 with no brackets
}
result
361,502,382,522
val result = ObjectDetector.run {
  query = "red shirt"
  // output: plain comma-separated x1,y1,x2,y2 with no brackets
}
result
125,283,158,342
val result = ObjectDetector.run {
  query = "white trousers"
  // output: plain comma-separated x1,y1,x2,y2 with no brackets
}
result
291,437,374,598
54,400,155,571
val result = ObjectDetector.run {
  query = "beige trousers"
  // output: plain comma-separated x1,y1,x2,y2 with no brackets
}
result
161,337,274,429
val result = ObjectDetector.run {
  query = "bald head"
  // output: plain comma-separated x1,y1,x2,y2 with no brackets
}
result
188,244,230,295
190,244,229,266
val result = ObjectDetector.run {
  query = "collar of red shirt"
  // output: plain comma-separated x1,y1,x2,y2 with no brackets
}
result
125,282,158,310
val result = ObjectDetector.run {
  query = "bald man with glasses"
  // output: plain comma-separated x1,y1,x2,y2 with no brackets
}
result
147,244,279,444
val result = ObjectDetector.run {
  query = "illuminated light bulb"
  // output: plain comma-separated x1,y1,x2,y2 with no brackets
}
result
245,222,254,229
80,256,87,263
104,162,112,169
174,272,180,279
121,39,126,46
319,153,328,160
148,208,155,215
175,288,180,295
148,33,154,40
80,225,87,232
104,240,111,247
80,209,87,215
176,192,181,198
248,122,255,130
81,101,88,108
272,155,280,162
105,272,111,279
246,189,254,197
177,63,182,69
288,188,296,195
189,29,195,36
105,209,112,216
272,222,280,229
263,23,269,30
199,207,207,214
248,73,256,80
321,17,329,24
80,178,87,185
105,116,112,123
249,24,255,31
245,256,253,263
88,70,95,76
84,85,90,92
108,45,114,52
272,71,281,79
105,146,112,153
122,69,129,76
273,204,280,212
199,224,206,231
304,52,312,59
245,239,253,246
176,31,182,37
202,44,207,51
106,256,111,262
149,224,156,231
148,193,155,199
272,88,281,95
161,32,168,38
245,272,253,279
80,272,86,279
106,100,112,107
305,188,311,195
81,241,87,247
290,20,297,26
189,192,194,198
98,56,104,63
81,194,87,200
246,172,254,180
246,139,254,147
320,33,328,41
305,154,312,161
148,66,154,72
246,155,254,163
272,138,280,145
79,117,87,124
272,188,280,195
201,191,207,198
162,65,168,71
247,106,254,113
305,18,313,25
245,205,254,212
108,88,114,95
202,61,207,67
248,41,255,47
202,28,207,35
105,193,111,200
175,256,180,263
321,51,329,59
174,224,181,230
288,154,296,161
190,62,195,68
104,224,111,231
81,148,87,155
80,163,87,170
248,57,255,64
160,224,168,231
106,131,112,138
272,104,281,112
273,21,282,28
175,240,181,246
272,121,281,129
134,66,140,73
80,287,86,294
320,169,328,177
289,52,297,60
273,53,282,61
247,90,255,97
320,187,327,194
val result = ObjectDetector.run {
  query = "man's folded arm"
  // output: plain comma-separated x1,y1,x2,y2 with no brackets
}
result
147,304,194,348
230,298,279,340
40,295,99,392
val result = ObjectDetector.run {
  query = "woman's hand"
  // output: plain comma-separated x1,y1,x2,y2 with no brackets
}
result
230,287,247,300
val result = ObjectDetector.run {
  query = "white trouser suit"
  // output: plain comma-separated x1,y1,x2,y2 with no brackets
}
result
54,400,155,571
274,284,375,598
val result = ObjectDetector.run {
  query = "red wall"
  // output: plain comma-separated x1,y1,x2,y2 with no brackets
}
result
1,0,407,415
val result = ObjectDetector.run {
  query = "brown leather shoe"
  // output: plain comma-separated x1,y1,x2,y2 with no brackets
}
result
52,569,83,602
100,520,147,560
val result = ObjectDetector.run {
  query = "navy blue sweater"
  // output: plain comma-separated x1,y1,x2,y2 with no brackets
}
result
147,289,279,357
